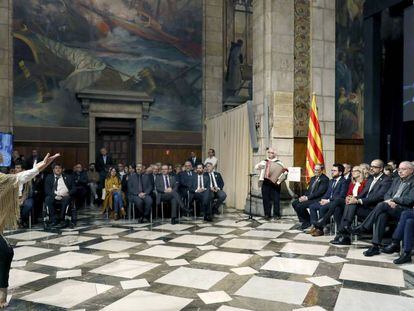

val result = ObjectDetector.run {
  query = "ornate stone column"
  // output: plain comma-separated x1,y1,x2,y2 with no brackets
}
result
0,0,13,133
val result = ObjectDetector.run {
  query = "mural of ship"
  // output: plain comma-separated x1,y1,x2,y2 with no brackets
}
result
76,1,201,59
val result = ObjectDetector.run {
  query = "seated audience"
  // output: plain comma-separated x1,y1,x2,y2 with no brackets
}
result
11,150,24,168
155,164,185,224
72,163,88,208
178,161,194,202
310,165,363,237
292,164,329,230
102,167,125,220
127,164,153,223
190,164,212,221
351,161,414,256
382,207,414,264
205,162,226,215
44,164,75,228
308,163,348,236
118,163,126,181
387,160,399,178
14,164,34,228
174,164,182,176
204,148,218,170
360,163,370,179
87,163,100,203
383,164,393,177
343,163,352,181
331,159,391,245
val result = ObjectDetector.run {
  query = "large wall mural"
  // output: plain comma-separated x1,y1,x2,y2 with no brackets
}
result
13,0,202,131
335,0,365,139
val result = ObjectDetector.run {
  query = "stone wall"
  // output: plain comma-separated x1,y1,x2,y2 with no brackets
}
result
310,0,336,170
0,0,12,133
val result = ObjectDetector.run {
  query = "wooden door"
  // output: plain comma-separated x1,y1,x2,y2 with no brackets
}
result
96,118,135,165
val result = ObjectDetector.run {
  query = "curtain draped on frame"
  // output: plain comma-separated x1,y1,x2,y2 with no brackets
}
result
205,104,252,210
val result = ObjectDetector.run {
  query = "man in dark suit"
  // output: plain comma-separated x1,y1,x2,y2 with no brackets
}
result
25,149,41,169
292,164,329,230
308,163,349,236
44,164,75,228
95,148,113,173
189,164,212,221
387,160,399,179
205,162,226,215
352,161,414,256
127,165,153,223
155,164,185,224
178,161,194,203
331,159,391,245
187,151,202,169
72,163,88,209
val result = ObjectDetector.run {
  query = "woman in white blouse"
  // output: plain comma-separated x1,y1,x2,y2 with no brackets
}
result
204,148,218,170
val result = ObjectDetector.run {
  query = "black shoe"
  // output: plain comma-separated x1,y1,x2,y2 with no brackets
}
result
331,236,351,245
69,222,75,229
273,215,282,220
264,215,271,221
393,252,412,265
204,216,213,222
381,243,400,254
350,225,366,236
171,218,177,225
330,235,341,244
363,246,380,257
51,221,61,228
300,222,311,230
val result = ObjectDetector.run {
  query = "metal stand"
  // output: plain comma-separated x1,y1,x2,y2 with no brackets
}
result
236,173,260,223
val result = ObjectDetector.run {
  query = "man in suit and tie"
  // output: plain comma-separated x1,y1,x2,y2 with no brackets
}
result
44,164,75,228
155,164,185,224
127,164,153,223
343,163,352,181
308,163,349,236
352,161,414,256
95,148,113,173
331,159,391,245
190,164,212,221
187,151,202,169
292,164,329,230
205,162,226,215
178,161,194,203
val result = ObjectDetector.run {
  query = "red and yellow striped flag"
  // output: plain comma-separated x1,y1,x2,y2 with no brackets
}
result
306,93,325,183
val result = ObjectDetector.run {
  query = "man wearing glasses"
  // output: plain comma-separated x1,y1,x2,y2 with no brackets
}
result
331,159,391,245
351,161,414,256
292,164,329,230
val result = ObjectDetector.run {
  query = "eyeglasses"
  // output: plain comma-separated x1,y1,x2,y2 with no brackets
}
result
352,170,361,173
370,165,380,169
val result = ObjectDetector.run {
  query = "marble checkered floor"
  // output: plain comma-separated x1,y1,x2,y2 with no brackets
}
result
3,207,414,310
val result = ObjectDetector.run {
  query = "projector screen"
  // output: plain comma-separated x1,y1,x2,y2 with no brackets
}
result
0,132,13,167
404,5,414,121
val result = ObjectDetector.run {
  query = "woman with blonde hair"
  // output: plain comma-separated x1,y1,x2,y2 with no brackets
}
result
359,163,370,179
102,167,125,220
345,165,367,202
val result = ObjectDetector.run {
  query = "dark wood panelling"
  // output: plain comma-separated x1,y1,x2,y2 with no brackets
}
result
13,142,88,170
142,145,202,166
294,137,307,168
143,131,202,145
335,139,365,165
14,126,89,143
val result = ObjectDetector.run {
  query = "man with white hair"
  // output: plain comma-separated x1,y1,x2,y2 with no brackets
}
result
254,147,285,220
352,161,414,257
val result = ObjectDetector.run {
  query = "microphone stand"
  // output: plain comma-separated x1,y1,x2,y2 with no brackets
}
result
236,173,260,223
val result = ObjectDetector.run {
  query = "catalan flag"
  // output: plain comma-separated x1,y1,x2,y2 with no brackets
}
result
306,93,325,183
